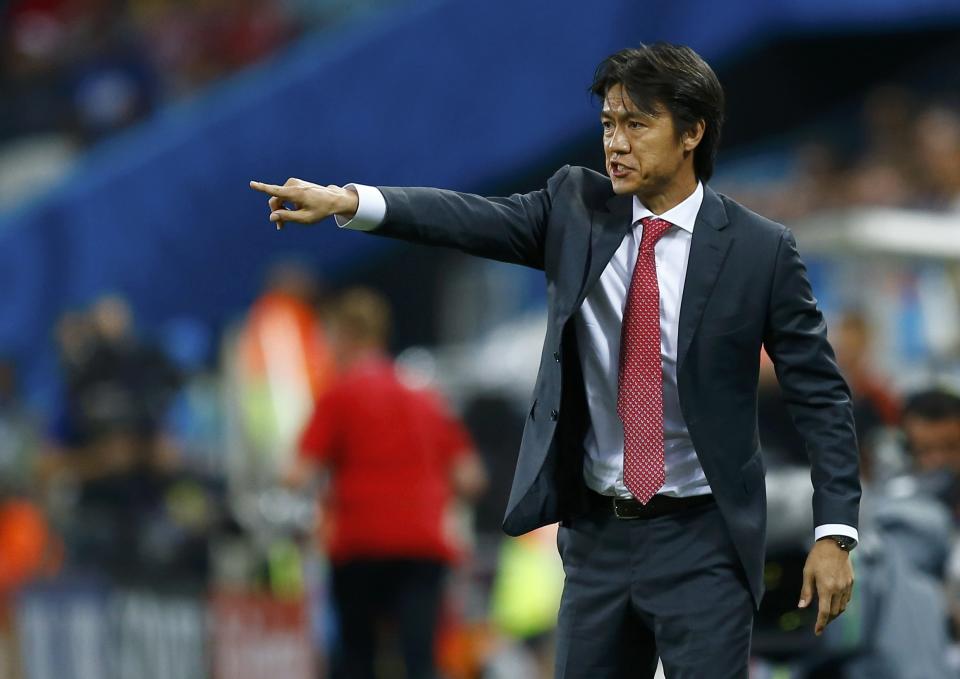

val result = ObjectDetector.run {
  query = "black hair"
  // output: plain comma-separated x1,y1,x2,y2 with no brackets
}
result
590,43,725,182
902,388,960,422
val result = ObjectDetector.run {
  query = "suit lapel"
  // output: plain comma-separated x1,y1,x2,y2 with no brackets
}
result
676,186,732,372
574,193,633,312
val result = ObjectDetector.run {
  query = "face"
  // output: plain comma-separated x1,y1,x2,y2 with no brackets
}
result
601,83,702,200
904,416,960,473
834,316,869,374
92,296,132,342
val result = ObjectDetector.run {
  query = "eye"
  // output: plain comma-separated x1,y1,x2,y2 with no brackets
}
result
601,121,613,132
628,120,646,129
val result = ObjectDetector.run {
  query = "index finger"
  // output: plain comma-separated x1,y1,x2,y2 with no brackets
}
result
815,593,833,635
249,181,294,198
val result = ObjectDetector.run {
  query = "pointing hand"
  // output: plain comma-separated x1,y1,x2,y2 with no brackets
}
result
249,178,359,230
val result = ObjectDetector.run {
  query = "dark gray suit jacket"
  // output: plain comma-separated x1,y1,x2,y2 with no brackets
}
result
373,165,860,606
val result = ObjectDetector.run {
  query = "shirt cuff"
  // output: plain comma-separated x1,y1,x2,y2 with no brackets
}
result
814,524,859,544
334,183,386,231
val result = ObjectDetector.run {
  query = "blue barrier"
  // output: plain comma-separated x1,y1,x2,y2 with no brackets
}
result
17,580,112,679
1,0,959,405
13,581,313,679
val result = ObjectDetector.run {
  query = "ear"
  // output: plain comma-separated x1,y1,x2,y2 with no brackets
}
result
682,119,706,151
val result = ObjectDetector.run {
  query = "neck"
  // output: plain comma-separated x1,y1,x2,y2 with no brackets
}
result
338,344,383,370
637,171,698,215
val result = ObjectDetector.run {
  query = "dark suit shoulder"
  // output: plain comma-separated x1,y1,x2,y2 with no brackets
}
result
551,165,615,209
715,191,788,241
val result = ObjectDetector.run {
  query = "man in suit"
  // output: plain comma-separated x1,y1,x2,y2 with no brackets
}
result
250,43,860,679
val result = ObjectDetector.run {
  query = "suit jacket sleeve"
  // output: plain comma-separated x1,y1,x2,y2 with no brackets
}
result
763,228,861,530
370,166,573,270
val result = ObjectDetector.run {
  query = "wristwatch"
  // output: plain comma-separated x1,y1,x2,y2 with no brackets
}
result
819,534,857,552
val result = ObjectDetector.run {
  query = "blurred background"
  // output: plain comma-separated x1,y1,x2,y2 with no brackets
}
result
1,0,960,677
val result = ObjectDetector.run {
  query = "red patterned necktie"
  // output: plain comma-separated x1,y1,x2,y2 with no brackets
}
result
618,216,673,504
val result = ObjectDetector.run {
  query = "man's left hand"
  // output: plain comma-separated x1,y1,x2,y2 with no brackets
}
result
798,538,855,636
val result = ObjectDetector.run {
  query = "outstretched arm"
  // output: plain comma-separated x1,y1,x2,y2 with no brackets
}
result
250,166,571,269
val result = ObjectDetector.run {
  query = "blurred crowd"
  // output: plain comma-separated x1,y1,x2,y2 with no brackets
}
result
3,273,960,678
721,86,960,220
0,266,559,678
0,0,395,145
4,0,260,146
0,296,220,593
0,0,398,208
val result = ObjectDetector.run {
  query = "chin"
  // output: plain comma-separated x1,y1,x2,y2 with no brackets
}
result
610,177,640,195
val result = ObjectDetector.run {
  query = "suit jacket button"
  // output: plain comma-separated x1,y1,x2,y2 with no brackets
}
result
553,351,560,362
550,409,558,421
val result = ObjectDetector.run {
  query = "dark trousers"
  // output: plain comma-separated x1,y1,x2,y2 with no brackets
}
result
330,558,446,679
554,498,754,679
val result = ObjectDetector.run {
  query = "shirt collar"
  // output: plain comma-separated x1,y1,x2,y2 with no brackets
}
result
632,181,703,234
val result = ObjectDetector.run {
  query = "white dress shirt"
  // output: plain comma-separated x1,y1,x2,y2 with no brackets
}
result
337,182,858,544
576,182,707,500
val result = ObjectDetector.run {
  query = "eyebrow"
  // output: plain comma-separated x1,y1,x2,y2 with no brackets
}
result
600,109,656,119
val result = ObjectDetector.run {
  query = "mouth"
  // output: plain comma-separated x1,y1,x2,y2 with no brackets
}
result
609,162,632,178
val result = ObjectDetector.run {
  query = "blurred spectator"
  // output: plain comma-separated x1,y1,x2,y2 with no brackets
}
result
27,296,230,586
65,15,158,144
40,296,180,549
0,0,74,140
719,84,960,221
844,85,916,209
0,360,39,492
233,261,335,470
0,0,408,167
64,295,181,446
132,0,294,98
40,297,188,563
787,142,849,215
291,288,487,679
860,85,915,171
61,415,227,586
160,317,224,474
1,0,302,213
913,105,960,210
832,517,954,679
0,0,384,152
54,309,96,377
44,309,97,453
833,312,900,426
757,350,806,466
0,495,51,595
899,388,960,521
832,311,900,479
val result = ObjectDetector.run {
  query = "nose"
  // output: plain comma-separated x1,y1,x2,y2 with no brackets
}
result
607,124,629,155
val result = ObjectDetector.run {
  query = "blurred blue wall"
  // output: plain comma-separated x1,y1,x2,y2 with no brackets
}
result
2,0,959,405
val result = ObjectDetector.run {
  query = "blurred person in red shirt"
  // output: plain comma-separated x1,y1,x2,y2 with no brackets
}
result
290,288,487,679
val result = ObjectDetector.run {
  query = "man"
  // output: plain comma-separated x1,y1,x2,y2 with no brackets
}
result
252,43,860,679
289,288,486,679
833,311,900,476
902,389,960,475
900,388,960,517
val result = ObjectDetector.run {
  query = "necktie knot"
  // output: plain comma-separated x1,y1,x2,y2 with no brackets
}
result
639,216,673,252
